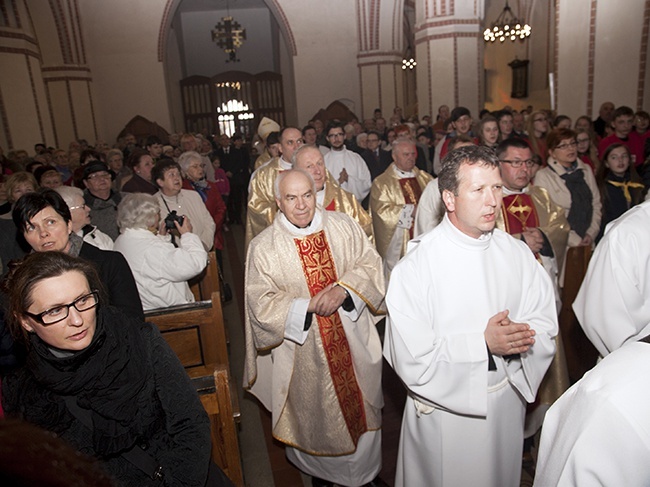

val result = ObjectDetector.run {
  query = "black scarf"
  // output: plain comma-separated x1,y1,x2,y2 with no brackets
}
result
3,306,153,455
559,168,593,238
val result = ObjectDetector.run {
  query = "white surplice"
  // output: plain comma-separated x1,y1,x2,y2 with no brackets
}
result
384,215,558,487
535,341,650,487
324,147,372,203
573,200,650,357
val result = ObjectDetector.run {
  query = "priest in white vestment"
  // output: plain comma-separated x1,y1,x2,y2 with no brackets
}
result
243,169,386,487
573,199,650,357
384,145,558,487
535,200,650,485
324,122,372,203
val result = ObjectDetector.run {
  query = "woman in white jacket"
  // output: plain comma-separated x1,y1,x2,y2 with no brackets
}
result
114,193,207,310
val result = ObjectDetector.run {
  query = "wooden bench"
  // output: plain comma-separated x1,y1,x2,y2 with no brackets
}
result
189,250,220,302
191,365,244,487
145,292,242,485
559,245,599,383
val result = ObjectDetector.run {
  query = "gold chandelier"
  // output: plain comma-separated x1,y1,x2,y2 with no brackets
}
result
484,1,531,43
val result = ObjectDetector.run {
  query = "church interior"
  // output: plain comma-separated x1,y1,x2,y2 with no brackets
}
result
1,1,649,486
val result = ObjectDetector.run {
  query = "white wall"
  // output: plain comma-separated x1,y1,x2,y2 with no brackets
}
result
278,0,361,125
79,0,171,143
180,8,275,77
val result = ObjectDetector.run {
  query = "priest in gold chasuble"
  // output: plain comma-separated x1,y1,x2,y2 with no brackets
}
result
293,144,374,242
370,138,433,280
243,169,385,486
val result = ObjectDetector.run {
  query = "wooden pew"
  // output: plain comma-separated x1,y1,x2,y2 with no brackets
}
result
145,292,242,485
191,365,244,487
558,245,599,383
145,291,228,371
189,250,220,302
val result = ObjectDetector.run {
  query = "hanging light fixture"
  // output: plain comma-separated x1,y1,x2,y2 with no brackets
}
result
484,1,531,43
211,0,246,62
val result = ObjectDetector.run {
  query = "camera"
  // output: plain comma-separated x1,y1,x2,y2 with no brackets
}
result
164,210,185,231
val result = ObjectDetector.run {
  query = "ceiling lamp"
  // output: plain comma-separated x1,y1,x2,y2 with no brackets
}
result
484,1,531,43
211,0,246,62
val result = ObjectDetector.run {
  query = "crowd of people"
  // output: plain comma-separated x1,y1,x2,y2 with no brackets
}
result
0,99,649,486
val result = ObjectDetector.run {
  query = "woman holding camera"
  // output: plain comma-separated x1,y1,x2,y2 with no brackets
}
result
1,251,213,485
153,159,216,251
114,193,208,311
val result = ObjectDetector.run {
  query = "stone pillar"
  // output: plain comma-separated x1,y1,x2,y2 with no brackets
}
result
414,0,484,119
356,0,405,120
0,0,98,151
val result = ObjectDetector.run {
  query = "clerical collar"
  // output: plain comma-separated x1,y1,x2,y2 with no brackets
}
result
278,207,323,236
442,213,492,250
279,157,292,170
392,165,415,178
502,185,530,196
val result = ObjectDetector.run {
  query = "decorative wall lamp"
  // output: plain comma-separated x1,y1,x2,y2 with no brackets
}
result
484,1,531,43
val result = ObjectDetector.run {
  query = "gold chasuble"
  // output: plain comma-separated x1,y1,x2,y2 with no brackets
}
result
294,231,368,446
243,209,385,457
370,164,433,260
323,171,374,241
398,177,423,238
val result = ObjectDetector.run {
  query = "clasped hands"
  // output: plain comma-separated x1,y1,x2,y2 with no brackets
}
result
307,283,348,317
484,310,535,356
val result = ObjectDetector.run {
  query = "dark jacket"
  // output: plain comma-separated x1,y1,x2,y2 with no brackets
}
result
2,307,211,486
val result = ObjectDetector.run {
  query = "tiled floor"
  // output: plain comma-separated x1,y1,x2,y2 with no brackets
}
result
221,221,538,487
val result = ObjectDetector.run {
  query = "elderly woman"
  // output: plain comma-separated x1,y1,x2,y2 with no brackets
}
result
179,151,226,257
0,251,212,486
113,193,207,311
12,189,143,319
121,149,157,195
534,128,602,248
106,148,131,191
54,186,113,250
153,159,216,251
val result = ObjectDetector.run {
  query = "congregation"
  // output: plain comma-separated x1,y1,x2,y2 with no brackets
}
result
1,99,650,486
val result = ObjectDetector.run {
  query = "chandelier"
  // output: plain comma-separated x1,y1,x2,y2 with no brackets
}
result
483,1,531,43
211,0,246,62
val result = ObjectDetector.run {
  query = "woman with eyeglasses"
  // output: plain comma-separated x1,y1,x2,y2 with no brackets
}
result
0,251,215,486
575,128,601,174
12,189,143,319
596,143,646,242
534,128,602,249
525,110,550,163
54,185,114,250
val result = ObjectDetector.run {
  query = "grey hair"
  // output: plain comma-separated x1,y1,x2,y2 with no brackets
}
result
273,169,317,200
391,136,416,156
116,193,160,231
177,150,203,174
438,145,500,197
356,133,368,146
291,144,321,168
54,186,84,209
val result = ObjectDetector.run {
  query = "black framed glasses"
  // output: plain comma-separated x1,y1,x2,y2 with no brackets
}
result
24,290,99,326
499,159,536,168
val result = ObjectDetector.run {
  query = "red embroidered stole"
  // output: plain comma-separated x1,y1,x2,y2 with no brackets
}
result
502,193,539,233
398,177,423,238
501,193,540,257
294,230,368,445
